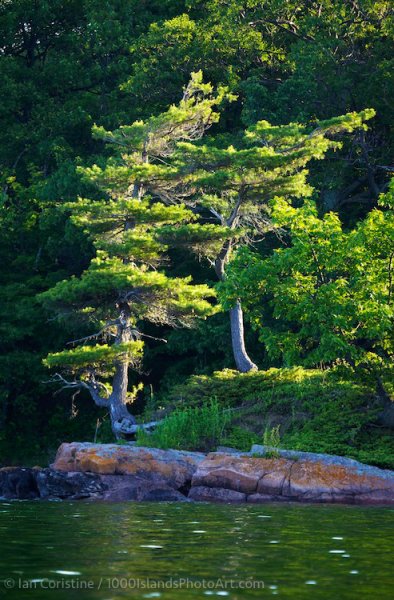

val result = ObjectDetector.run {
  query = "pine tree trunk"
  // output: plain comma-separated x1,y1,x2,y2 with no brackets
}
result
108,304,137,439
109,361,136,438
229,301,257,372
107,178,145,439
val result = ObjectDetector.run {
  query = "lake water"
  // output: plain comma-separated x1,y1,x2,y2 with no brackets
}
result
0,501,393,599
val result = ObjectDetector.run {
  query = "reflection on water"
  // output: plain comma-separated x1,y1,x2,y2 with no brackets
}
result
0,501,393,599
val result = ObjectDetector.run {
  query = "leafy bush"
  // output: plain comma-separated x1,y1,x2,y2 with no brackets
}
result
137,399,230,452
354,434,394,471
220,426,259,452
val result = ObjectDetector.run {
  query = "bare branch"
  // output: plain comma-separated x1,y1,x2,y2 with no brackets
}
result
66,320,120,346
45,373,110,408
209,206,225,224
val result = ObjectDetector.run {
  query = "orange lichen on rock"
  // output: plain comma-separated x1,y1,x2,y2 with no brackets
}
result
52,442,204,489
288,460,394,502
52,443,394,504
192,452,394,504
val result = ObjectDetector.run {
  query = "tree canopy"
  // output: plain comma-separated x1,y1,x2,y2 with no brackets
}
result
0,0,392,455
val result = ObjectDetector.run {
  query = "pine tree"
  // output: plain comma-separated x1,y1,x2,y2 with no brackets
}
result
67,72,374,374
160,108,376,371
40,73,227,438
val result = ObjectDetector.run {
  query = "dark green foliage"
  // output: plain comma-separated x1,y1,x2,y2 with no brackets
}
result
221,426,259,452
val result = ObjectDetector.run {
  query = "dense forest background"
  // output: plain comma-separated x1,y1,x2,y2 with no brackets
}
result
0,0,393,464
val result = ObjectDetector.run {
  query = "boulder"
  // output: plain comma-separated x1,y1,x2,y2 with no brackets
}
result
0,468,107,500
99,475,189,502
191,453,290,494
191,453,264,493
190,452,394,504
142,488,189,502
0,467,40,500
0,467,190,502
52,443,204,491
36,469,106,499
286,460,394,504
257,464,290,496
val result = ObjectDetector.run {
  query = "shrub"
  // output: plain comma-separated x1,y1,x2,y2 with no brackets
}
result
137,399,230,452
220,426,259,451
169,366,326,409
263,424,281,448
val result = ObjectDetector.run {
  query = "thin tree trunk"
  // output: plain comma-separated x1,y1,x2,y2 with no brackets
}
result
215,236,258,373
230,300,257,372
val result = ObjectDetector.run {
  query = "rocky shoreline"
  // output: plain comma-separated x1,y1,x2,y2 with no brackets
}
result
1,442,394,504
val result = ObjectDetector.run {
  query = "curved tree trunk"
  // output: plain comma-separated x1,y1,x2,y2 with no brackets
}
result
215,237,258,373
108,303,137,439
230,301,257,372
109,360,136,438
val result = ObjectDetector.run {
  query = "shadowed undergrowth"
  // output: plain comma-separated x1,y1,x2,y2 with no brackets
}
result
142,368,394,469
